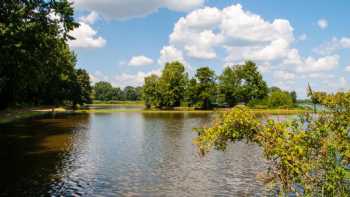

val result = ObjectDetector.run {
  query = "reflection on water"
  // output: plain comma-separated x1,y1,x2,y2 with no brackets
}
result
0,111,268,196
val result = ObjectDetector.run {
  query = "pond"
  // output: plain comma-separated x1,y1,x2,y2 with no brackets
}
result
0,108,268,196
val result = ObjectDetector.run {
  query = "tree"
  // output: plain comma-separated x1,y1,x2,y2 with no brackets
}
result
70,69,92,108
218,67,240,106
185,78,198,107
143,74,161,108
218,61,268,106
0,0,79,109
124,86,138,101
94,81,114,101
111,87,124,101
158,61,187,108
236,61,268,103
289,91,297,104
268,91,293,108
192,67,216,109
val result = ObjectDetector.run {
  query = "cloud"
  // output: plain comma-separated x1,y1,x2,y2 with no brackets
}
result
314,37,350,55
79,11,99,24
158,45,186,65
68,22,106,48
112,69,161,87
296,55,339,73
317,19,328,29
71,0,204,20
89,70,109,84
165,4,295,63
273,70,296,81
128,55,154,66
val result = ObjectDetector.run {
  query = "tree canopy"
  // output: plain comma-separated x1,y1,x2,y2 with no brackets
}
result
185,67,216,109
218,61,268,107
143,61,187,108
0,0,91,109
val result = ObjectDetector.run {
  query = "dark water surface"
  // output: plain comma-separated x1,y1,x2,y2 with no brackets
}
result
0,110,267,196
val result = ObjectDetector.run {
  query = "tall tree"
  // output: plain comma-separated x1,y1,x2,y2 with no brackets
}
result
192,67,216,109
143,74,161,108
94,81,114,101
124,86,138,101
0,0,79,109
71,69,92,107
218,61,268,106
158,61,187,107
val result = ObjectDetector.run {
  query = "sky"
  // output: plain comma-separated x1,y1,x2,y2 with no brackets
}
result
68,0,350,98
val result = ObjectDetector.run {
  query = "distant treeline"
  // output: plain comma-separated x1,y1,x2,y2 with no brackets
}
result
143,61,298,109
92,82,142,101
0,1,92,109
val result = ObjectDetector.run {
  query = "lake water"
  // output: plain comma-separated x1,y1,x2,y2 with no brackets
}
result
0,108,268,196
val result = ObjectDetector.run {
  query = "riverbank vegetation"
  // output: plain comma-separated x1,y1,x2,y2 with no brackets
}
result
0,1,92,110
143,61,300,110
195,89,350,195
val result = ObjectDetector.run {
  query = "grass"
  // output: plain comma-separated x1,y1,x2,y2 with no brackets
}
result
0,107,71,124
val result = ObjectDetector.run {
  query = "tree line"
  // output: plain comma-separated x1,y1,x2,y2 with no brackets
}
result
0,0,92,109
93,82,142,101
143,61,297,109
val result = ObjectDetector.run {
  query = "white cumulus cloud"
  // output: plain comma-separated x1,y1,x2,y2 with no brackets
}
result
113,69,161,87
128,55,154,66
79,11,99,24
166,4,295,63
68,22,106,48
273,70,296,81
296,55,339,73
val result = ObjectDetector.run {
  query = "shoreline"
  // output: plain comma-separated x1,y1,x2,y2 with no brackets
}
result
0,105,309,124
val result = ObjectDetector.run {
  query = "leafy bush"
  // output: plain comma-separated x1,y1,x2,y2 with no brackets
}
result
195,91,350,195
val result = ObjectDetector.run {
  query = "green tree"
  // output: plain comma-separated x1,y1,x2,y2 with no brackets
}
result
268,90,293,108
193,67,216,109
158,61,187,108
289,91,297,104
185,78,198,107
94,81,114,101
0,0,79,109
143,74,161,108
218,61,267,106
124,86,138,101
218,67,240,106
111,87,124,101
70,69,92,108
236,61,268,103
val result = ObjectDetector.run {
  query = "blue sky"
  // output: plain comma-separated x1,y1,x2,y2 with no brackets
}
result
69,0,350,98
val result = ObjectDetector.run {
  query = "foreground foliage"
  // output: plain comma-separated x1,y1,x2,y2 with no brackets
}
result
195,91,350,196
